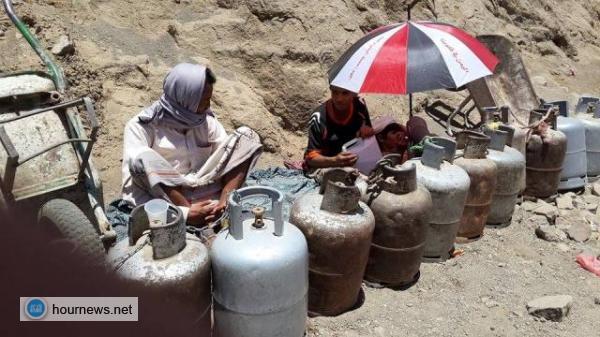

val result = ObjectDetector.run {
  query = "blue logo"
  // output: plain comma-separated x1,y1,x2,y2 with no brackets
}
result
24,298,47,320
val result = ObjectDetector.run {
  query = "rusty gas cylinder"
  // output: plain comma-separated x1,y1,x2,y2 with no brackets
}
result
484,127,525,227
108,204,211,335
290,169,375,316
361,156,432,287
524,110,567,198
454,133,497,242
410,138,470,262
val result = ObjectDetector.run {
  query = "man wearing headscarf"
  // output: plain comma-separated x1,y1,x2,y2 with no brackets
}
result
121,63,263,225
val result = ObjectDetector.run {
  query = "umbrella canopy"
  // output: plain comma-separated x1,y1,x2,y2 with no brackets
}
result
328,21,499,95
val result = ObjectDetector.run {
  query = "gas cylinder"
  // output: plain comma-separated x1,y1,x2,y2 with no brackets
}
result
290,169,374,316
108,203,211,335
361,156,432,286
575,102,600,178
524,110,568,198
410,137,470,262
454,133,497,241
211,186,308,337
557,115,587,190
484,127,525,227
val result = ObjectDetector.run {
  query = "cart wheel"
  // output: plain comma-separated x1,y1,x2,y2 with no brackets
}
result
38,199,106,264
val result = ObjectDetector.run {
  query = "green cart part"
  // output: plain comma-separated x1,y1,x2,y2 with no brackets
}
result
2,0,66,92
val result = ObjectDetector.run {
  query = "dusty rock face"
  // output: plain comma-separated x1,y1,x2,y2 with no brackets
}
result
526,295,573,322
3,0,600,200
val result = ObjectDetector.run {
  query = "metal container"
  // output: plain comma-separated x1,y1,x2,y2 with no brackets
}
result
410,137,470,262
211,186,308,337
484,128,525,227
454,133,497,241
107,204,211,335
481,106,526,193
361,157,432,286
575,96,599,114
524,111,567,198
290,169,374,315
557,116,587,190
575,103,600,178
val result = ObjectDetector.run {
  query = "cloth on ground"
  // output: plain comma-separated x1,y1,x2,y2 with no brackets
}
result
243,167,319,221
576,253,600,277
106,199,134,242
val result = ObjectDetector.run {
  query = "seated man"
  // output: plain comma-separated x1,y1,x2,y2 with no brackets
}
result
373,115,431,161
304,85,373,170
121,63,262,225
406,116,431,158
375,120,409,158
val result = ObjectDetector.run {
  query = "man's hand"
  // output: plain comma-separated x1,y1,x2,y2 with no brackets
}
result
204,201,226,223
334,151,358,167
359,125,375,138
188,200,218,226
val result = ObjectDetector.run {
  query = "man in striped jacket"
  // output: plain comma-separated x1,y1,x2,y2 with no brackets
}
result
304,86,374,170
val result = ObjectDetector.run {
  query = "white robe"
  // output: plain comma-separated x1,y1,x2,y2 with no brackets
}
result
121,114,228,216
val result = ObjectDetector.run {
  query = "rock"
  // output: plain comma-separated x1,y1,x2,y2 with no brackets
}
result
567,222,592,242
526,295,573,322
573,197,587,210
537,41,562,56
583,195,599,205
51,35,75,56
583,211,600,226
592,182,600,196
556,195,574,210
512,205,523,223
522,200,540,212
595,297,600,305
529,26,552,42
535,225,567,242
533,201,559,222
527,214,550,228
555,210,584,230
0,30,4,37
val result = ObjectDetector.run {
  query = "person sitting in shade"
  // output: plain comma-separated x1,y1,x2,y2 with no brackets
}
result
121,63,263,225
304,85,374,170
372,115,432,161
373,116,410,159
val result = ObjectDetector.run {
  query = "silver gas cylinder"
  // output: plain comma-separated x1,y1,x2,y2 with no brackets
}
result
484,127,526,227
410,137,470,262
290,169,374,316
576,102,600,178
557,116,587,190
107,203,211,335
211,186,308,337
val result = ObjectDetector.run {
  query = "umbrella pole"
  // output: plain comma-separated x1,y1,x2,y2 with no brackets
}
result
407,4,412,117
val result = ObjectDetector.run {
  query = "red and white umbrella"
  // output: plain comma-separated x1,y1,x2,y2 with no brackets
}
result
328,21,499,94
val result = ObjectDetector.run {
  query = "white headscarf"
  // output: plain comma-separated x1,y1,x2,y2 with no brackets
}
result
138,63,213,129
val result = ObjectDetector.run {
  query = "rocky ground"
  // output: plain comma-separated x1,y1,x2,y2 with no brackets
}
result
2,0,600,336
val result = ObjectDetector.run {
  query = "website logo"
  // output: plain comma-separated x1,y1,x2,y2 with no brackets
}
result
24,297,48,320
